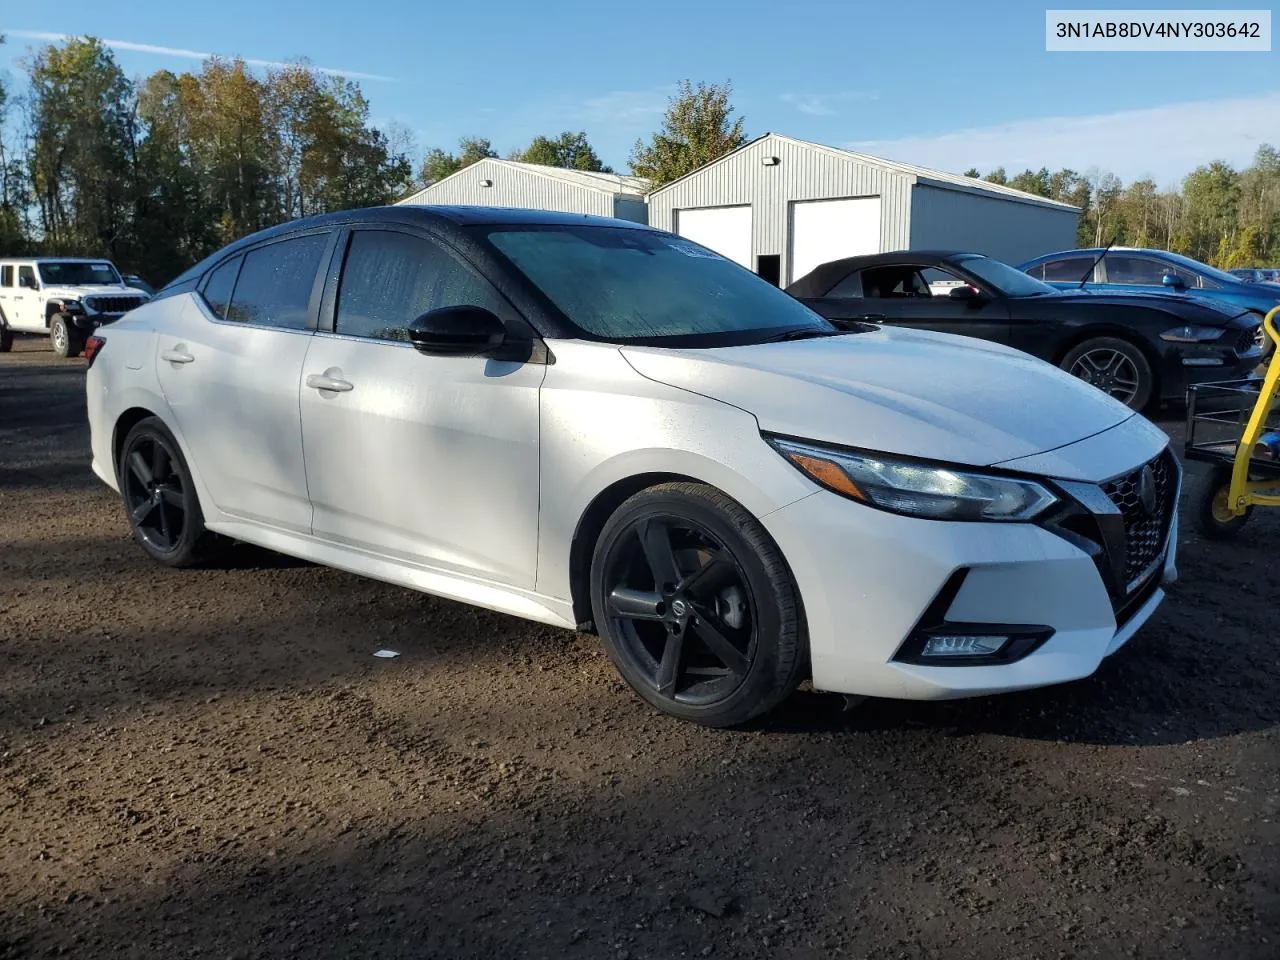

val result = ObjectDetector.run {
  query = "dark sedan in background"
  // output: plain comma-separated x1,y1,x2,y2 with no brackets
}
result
787,250,1262,411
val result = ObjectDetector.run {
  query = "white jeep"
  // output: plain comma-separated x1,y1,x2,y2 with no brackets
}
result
0,257,152,358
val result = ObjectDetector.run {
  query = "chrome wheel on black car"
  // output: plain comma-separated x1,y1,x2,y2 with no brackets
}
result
1061,337,1153,410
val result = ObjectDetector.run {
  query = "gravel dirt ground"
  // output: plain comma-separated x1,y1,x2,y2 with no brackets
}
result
1,335,1278,960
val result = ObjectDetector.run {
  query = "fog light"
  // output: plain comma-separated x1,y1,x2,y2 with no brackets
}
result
919,634,1009,658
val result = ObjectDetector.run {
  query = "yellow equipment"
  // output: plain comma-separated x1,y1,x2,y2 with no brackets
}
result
1186,305,1280,538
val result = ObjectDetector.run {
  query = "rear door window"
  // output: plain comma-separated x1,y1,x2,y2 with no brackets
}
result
1042,257,1096,282
225,234,328,330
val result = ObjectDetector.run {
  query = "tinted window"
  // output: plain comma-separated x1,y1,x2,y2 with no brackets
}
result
18,266,36,288
225,234,328,329
335,231,506,342
1104,255,1167,285
200,257,241,320
826,271,862,298
486,225,832,345
953,255,1056,297
0,266,11,287
1042,257,1095,282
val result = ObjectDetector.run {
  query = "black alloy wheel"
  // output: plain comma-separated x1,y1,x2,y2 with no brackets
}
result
590,482,806,727
118,417,214,567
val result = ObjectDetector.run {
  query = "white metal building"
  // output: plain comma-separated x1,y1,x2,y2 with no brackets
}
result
646,133,1080,285
396,158,650,223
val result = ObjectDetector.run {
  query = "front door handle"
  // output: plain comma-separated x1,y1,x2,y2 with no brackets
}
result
161,347,195,364
306,373,354,393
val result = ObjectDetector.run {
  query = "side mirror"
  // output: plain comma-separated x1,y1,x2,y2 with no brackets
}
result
1161,273,1185,290
948,284,981,301
407,305,507,357
19,274,37,289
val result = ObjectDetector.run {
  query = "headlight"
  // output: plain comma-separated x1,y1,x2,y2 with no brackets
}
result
767,437,1058,522
1160,324,1225,343
57,298,84,313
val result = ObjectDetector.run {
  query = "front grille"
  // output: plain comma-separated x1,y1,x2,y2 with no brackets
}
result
85,295,146,315
1101,450,1177,592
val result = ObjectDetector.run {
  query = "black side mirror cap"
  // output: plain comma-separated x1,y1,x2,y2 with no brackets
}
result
407,305,508,357
948,285,981,301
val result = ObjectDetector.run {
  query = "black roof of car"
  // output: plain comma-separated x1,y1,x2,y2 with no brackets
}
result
786,250,980,298
164,204,656,291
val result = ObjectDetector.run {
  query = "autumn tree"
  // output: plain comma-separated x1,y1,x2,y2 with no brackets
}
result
629,80,746,186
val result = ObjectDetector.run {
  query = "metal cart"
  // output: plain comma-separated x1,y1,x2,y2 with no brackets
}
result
1185,306,1280,538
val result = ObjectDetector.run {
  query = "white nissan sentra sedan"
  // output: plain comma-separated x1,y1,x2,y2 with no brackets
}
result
84,207,1180,727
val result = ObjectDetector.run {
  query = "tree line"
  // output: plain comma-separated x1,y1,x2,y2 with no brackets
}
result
1,33,1276,285
963,154,1280,268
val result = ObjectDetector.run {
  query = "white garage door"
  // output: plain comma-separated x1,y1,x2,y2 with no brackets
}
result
788,196,882,283
674,205,753,268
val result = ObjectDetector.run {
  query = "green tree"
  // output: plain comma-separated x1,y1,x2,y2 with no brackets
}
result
982,167,1008,186
1008,167,1050,197
514,131,612,172
26,36,136,256
419,136,496,185
629,80,746,186
0,34,32,253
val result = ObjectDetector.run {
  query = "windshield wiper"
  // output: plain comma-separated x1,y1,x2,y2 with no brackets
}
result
762,327,844,343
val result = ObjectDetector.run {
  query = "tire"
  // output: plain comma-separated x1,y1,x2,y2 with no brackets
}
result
49,314,81,358
0,324,12,353
117,416,216,568
588,481,807,727
1060,336,1154,411
1195,463,1253,541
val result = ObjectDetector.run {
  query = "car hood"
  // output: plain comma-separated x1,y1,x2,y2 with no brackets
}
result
620,326,1136,468
1036,288,1247,320
43,284,147,298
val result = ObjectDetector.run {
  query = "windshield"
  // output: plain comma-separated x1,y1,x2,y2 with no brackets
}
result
483,225,835,346
954,255,1059,297
37,260,121,286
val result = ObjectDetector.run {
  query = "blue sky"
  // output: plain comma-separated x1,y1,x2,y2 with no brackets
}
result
4,0,1276,187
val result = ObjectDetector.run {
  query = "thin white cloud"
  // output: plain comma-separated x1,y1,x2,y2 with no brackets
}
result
5,30,394,81
780,91,879,116
847,93,1280,186
573,86,671,125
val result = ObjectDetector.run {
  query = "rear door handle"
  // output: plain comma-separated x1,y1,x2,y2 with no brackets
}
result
161,347,195,364
305,374,354,393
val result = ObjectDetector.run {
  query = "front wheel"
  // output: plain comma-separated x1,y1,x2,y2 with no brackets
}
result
49,314,82,358
1060,337,1153,411
1195,463,1254,540
589,482,807,727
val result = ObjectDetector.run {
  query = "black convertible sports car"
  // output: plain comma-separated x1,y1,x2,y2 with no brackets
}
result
787,250,1263,410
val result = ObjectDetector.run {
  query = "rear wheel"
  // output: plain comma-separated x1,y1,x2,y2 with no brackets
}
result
118,417,216,567
1060,337,1153,410
1195,463,1254,540
0,322,12,353
589,482,807,727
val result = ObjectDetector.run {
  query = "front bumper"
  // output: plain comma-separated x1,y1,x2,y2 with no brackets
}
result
760,431,1179,701
1160,338,1263,400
